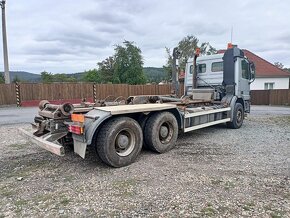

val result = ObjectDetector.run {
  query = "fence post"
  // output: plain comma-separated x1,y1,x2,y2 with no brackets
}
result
93,83,97,102
15,82,21,107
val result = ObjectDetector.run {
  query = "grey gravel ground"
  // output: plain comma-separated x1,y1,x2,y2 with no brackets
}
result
0,107,289,217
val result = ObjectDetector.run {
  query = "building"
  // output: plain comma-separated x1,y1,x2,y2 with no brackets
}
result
218,49,290,90
243,50,290,90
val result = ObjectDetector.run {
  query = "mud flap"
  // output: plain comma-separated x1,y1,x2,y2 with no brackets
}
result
73,138,87,159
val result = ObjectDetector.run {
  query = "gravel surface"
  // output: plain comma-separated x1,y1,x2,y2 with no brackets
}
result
0,110,289,217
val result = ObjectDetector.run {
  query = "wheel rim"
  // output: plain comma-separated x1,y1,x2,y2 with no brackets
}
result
236,109,243,124
159,122,174,144
114,128,135,157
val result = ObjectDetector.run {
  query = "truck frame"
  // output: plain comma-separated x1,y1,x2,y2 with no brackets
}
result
20,46,256,167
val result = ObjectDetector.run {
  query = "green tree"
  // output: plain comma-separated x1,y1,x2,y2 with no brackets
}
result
163,47,173,80
12,75,21,83
0,73,4,84
82,69,101,82
164,35,217,73
98,56,115,83
53,73,77,82
41,71,54,83
114,41,146,84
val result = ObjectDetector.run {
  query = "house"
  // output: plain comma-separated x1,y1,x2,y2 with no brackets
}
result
243,50,290,90
218,49,290,90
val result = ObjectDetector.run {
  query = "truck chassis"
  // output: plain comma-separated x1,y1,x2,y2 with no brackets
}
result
20,46,254,167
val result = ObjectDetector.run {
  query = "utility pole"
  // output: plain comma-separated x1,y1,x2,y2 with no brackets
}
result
0,0,10,84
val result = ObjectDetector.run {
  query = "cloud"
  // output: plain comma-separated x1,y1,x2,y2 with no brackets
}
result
1,0,289,73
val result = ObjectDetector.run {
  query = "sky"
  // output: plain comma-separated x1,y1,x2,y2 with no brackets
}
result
1,0,290,74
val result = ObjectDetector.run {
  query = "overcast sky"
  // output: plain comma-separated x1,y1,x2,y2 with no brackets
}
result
1,0,290,74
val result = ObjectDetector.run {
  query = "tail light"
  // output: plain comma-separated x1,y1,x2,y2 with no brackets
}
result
68,125,84,135
69,113,85,135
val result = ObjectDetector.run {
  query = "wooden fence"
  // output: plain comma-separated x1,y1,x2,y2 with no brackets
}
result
251,89,290,105
0,83,181,106
0,84,17,105
1,82,289,106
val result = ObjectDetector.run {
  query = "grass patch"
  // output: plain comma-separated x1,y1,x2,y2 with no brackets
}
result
63,175,75,183
14,199,29,213
112,179,137,197
263,204,286,218
270,210,286,218
224,181,235,190
211,179,223,185
242,202,255,211
0,185,16,198
201,204,216,216
272,116,290,124
218,206,230,213
5,159,57,179
60,197,70,206
9,143,30,150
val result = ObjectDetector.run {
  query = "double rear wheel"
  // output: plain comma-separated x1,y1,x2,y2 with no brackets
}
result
96,112,178,167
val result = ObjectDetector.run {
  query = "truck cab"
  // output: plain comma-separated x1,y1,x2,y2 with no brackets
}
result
184,46,255,113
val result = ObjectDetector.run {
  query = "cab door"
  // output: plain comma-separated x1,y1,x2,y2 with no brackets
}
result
236,58,251,101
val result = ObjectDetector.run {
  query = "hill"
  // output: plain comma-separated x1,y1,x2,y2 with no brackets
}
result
0,71,41,82
1,67,168,83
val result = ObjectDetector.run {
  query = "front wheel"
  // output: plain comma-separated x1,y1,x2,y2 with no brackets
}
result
96,117,143,167
227,103,244,129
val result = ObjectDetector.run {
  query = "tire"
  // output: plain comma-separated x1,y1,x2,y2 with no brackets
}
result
138,115,150,150
96,117,143,167
144,112,178,153
227,103,244,129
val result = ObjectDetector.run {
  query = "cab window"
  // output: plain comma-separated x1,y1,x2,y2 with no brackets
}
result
241,60,250,79
211,62,223,72
190,64,206,74
197,64,206,74
189,65,193,74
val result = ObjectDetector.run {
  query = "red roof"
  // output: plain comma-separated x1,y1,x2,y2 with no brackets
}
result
218,49,290,78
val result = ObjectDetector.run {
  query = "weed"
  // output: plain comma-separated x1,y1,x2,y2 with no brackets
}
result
14,199,29,213
112,179,137,197
9,143,29,150
201,206,216,216
60,197,70,206
0,185,15,198
211,179,223,185
224,181,235,190
242,202,255,211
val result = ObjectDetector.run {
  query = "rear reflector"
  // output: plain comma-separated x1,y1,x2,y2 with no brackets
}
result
71,114,85,123
68,125,84,135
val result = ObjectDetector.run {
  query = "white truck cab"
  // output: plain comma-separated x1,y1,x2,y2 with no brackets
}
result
184,47,255,113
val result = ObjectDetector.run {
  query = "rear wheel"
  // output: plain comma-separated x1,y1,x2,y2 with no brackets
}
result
144,112,178,153
227,103,244,129
96,117,143,167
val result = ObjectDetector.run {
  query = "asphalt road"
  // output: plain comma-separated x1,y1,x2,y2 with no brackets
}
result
0,105,290,125
0,107,38,125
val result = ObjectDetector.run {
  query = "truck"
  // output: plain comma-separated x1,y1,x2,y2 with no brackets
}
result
20,45,256,167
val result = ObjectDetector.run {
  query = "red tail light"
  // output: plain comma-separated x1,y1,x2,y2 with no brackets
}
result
68,125,84,135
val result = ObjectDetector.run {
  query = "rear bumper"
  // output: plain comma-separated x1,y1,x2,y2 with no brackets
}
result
18,128,65,156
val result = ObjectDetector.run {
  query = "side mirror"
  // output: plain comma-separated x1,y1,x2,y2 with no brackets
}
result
249,62,256,83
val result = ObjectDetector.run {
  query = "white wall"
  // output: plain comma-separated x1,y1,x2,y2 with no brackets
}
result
250,77,289,90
